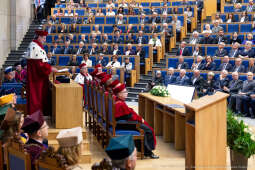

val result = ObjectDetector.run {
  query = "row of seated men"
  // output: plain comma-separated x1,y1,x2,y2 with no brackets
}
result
178,41,255,58
173,55,255,73
151,68,255,118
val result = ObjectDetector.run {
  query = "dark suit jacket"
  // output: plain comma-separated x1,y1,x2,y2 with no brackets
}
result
51,47,61,54
113,37,124,44
70,17,82,24
204,62,216,71
67,60,79,66
232,65,246,73
125,49,136,55
217,77,230,90
139,18,149,24
96,59,107,67
61,47,73,54
147,27,160,33
135,37,147,44
215,49,228,58
246,66,255,73
200,36,214,44
176,62,189,69
89,38,99,44
148,17,161,24
88,48,99,55
160,17,171,24
241,80,255,94
74,47,87,55
164,75,176,86
194,62,205,70
111,49,122,55
101,39,112,44
218,63,233,72
46,26,56,34
228,79,243,94
175,75,190,86
125,39,135,44
176,47,191,56
228,49,240,58
239,49,255,58
99,48,111,55
229,38,242,45
136,49,146,62
191,76,205,92
58,27,68,33
214,35,229,44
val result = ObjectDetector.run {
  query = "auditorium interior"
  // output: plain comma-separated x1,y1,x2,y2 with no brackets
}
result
1,0,255,169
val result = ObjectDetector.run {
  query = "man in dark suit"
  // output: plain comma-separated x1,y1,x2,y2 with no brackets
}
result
232,58,246,73
214,29,229,44
51,42,61,54
50,14,59,24
147,23,160,33
96,55,107,67
176,41,191,56
112,44,122,55
61,40,73,54
226,72,244,111
164,67,176,86
176,56,189,69
247,89,255,118
161,23,173,52
101,33,112,44
99,43,110,55
67,55,79,66
125,44,136,55
113,31,124,44
239,41,255,58
160,13,171,24
228,42,240,58
190,70,206,97
116,14,127,25
71,13,82,24
135,31,147,44
191,56,205,70
74,41,87,55
175,69,191,86
216,70,230,91
89,43,99,55
80,34,88,44
139,13,148,24
233,72,255,115
214,42,228,58
136,44,146,63
200,31,214,44
148,12,161,24
45,22,56,34
218,56,233,72
246,58,255,73
89,33,99,44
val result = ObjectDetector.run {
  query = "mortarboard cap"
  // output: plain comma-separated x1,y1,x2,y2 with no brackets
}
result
35,30,48,36
79,63,87,69
4,66,13,74
100,74,112,86
21,110,44,134
113,83,126,95
109,79,120,89
105,135,135,160
56,127,83,147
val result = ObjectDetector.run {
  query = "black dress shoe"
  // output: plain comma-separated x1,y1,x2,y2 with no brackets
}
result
148,152,159,159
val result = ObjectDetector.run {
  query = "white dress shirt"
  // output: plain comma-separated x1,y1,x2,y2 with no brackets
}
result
81,59,92,67
106,61,121,68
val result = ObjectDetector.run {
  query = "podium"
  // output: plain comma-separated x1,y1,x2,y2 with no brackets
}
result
51,79,83,129
184,92,229,170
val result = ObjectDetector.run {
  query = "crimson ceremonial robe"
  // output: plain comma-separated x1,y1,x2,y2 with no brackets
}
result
27,59,52,115
115,97,156,148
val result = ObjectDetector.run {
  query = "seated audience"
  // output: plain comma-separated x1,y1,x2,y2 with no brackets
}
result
176,41,191,56
56,127,83,170
126,24,136,34
161,13,171,24
214,29,228,44
232,58,245,73
212,20,223,34
190,70,205,97
164,67,176,86
229,42,240,58
51,42,61,54
96,55,107,67
106,7,115,16
96,8,104,16
216,70,230,92
251,21,255,33
215,42,228,58
218,56,233,72
191,56,205,70
61,40,73,54
119,0,128,8
74,41,86,55
189,31,201,45
122,57,132,73
105,136,137,170
65,9,73,16
239,11,249,23
14,62,23,82
226,13,235,23
116,14,126,24
136,44,146,63
192,44,202,57
67,55,79,66
204,56,216,71
176,56,189,69
246,89,255,118
84,15,94,24
125,33,135,44
214,13,223,23
106,55,121,68
234,3,243,12
139,13,148,24
89,43,99,55
202,24,212,34
89,33,99,44
112,44,122,55
55,34,64,43
202,72,218,96
3,67,16,83
200,31,214,44
136,31,147,44
125,44,136,55
239,41,255,58
99,43,110,55
246,58,255,73
117,6,125,15
229,32,242,45
150,71,164,88
71,13,82,24
171,15,181,40
47,52,56,66
147,23,160,34
242,33,255,45
22,110,48,167
113,31,124,44
247,0,255,12
175,69,190,85
81,53,92,67
149,12,160,24
102,33,112,44
93,25,101,35
74,63,92,84
45,22,56,34
230,72,255,115
106,0,115,8
185,6,193,32
50,15,59,24
128,6,135,15
58,23,68,34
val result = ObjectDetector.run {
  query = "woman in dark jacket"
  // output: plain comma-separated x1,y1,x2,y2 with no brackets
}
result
203,56,216,71
202,72,218,96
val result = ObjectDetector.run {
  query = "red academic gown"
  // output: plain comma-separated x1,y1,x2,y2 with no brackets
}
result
114,97,156,148
27,59,52,115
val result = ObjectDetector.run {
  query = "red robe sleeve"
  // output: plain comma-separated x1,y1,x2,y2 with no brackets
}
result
38,61,52,76
115,100,142,122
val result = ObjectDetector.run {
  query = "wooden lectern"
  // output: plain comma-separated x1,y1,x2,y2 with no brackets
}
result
184,92,229,170
51,72,83,128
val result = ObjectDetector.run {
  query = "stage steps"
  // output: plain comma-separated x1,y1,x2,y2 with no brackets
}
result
47,128,91,164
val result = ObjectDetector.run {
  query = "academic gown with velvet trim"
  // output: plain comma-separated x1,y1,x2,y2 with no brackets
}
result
27,40,52,115
114,97,156,149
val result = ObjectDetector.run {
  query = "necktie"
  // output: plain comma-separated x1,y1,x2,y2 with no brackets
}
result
77,48,81,54
178,64,181,69
223,63,227,70
180,49,183,56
